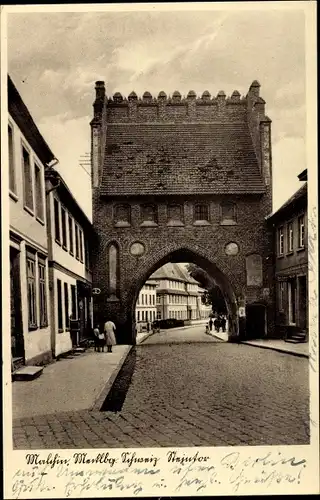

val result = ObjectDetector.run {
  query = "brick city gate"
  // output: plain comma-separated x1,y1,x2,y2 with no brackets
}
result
90,80,274,344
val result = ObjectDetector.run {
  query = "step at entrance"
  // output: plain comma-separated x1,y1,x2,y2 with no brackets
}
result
13,366,43,381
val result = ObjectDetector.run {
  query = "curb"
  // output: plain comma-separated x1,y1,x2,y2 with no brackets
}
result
240,341,309,359
136,331,156,344
90,346,133,411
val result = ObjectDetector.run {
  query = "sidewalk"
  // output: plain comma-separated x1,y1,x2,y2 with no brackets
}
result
241,339,309,358
211,329,309,358
12,345,131,420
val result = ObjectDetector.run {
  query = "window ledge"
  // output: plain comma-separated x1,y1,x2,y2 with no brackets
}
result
167,220,185,227
140,221,158,227
9,190,18,202
297,246,305,253
39,324,48,329
55,239,61,246
28,325,38,331
114,221,131,228
220,220,237,226
24,205,35,217
36,216,45,226
80,259,84,264
58,328,64,333
277,254,284,259
70,251,74,257
286,251,294,256
76,256,80,261
62,245,68,252
193,220,211,226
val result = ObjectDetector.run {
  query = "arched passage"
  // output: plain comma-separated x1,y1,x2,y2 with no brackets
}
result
124,245,242,344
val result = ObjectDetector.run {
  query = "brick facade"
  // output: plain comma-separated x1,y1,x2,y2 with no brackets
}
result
91,81,274,344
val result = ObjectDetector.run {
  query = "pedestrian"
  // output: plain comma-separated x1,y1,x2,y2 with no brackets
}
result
104,319,117,353
209,318,213,331
221,315,227,332
214,317,220,332
93,325,105,352
205,323,210,335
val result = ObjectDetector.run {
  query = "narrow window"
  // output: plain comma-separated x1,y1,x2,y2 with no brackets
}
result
35,164,44,221
57,279,63,330
61,207,67,249
8,125,16,194
64,283,69,329
79,229,84,262
288,279,296,324
137,311,140,321
23,146,33,211
68,216,74,255
54,199,60,242
108,244,118,297
114,204,131,226
278,227,284,255
221,201,236,224
194,204,209,222
71,284,77,319
287,222,293,252
298,216,305,248
141,204,158,225
278,282,285,312
38,258,47,327
27,255,37,329
84,239,90,269
75,225,79,259
167,204,183,225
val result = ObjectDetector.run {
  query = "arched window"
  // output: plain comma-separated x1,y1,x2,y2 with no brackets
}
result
167,204,184,226
114,204,131,227
140,204,158,226
220,201,237,225
194,203,210,225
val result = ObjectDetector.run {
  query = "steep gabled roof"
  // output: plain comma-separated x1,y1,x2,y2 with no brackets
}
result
266,183,307,222
8,75,56,166
150,263,199,285
100,121,265,196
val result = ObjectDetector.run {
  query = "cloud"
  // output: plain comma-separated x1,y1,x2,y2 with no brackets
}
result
7,8,307,217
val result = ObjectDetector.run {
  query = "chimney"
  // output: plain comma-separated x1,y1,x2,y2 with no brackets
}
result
95,81,105,101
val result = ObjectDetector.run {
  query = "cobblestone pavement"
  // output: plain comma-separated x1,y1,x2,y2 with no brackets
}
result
13,327,309,449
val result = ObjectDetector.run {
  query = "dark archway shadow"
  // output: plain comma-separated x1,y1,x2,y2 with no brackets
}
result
100,348,137,412
127,247,239,344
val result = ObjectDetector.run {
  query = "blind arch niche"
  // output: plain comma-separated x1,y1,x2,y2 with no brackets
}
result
107,242,120,301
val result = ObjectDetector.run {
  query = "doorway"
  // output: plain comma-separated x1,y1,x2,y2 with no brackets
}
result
246,304,266,339
10,248,24,360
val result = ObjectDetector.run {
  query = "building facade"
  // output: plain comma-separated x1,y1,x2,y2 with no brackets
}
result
45,168,93,356
91,80,274,344
8,75,94,368
151,263,210,321
8,76,55,368
267,170,308,341
135,279,157,331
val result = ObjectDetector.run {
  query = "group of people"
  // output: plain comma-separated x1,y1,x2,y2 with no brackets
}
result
207,314,227,334
93,320,117,353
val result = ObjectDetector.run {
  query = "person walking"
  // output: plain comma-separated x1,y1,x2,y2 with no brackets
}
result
104,319,117,353
209,318,213,332
221,315,227,333
93,325,105,352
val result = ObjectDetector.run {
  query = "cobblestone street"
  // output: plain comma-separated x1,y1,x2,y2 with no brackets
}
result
12,326,310,449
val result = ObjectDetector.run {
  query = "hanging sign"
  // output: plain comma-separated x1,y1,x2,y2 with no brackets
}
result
92,288,101,295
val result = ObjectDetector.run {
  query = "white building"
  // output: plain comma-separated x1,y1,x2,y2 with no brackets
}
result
151,263,211,321
8,76,53,368
135,279,157,331
45,168,93,357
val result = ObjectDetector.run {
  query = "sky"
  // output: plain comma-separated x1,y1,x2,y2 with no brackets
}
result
6,4,308,219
